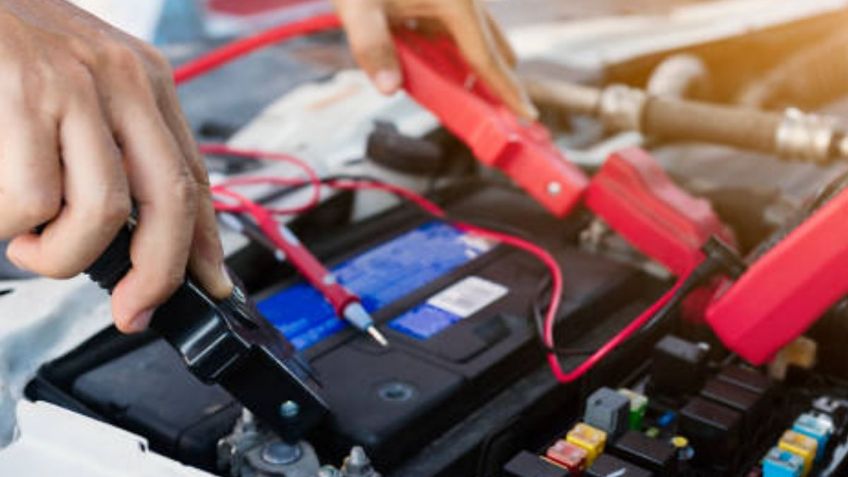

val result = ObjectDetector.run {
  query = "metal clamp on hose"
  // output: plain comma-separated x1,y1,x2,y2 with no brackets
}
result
775,108,839,163
598,85,648,132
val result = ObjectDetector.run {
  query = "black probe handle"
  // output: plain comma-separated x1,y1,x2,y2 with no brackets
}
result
86,226,134,293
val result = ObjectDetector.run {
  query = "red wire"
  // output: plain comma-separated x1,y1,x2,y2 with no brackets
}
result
202,143,323,215
545,272,690,383
173,13,342,85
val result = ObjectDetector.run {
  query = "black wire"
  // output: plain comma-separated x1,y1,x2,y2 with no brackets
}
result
531,275,597,357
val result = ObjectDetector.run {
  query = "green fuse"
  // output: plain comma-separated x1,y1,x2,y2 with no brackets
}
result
618,388,648,431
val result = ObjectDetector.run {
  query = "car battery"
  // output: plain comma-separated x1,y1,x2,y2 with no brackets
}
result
26,185,662,471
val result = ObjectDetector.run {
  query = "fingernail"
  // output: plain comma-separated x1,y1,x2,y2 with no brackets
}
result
526,103,540,121
128,309,154,332
521,93,540,121
5,249,23,270
374,69,401,95
220,263,235,292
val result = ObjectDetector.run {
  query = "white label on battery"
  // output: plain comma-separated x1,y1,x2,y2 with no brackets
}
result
427,276,508,319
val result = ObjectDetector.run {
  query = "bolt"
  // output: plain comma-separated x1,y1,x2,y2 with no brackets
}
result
547,181,562,196
260,441,302,466
377,381,415,402
318,466,342,477
343,446,380,477
279,400,300,419
348,447,368,467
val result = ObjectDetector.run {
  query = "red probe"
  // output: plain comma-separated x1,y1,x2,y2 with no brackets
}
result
214,186,389,347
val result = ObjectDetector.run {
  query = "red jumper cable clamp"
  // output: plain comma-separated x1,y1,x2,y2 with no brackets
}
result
585,147,735,277
707,184,848,364
393,30,589,217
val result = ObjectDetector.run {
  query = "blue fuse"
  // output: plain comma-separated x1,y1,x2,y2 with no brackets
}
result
793,413,834,461
763,447,804,477
657,411,676,428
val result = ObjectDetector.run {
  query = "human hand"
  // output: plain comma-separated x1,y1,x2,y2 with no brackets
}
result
0,0,233,332
332,0,538,119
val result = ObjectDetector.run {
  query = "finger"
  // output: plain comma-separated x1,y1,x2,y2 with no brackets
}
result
442,2,537,119
157,77,233,300
103,67,198,333
7,67,130,279
334,0,402,94
485,12,517,68
0,109,62,240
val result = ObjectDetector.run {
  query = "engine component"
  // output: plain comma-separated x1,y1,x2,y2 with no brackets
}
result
793,413,835,461
678,396,742,465
763,447,806,477
526,78,848,164
545,440,587,473
618,389,649,431
646,54,710,99
365,121,445,177
217,410,321,477
768,337,819,381
779,431,818,476
503,451,570,477
699,377,763,430
584,387,631,438
586,454,653,477
716,365,773,396
650,336,709,397
566,423,607,467
611,430,676,475
340,447,381,477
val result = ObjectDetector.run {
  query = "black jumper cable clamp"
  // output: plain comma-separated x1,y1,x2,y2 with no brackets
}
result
84,225,329,443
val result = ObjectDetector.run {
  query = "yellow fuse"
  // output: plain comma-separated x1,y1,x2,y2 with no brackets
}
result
566,423,607,466
779,430,818,476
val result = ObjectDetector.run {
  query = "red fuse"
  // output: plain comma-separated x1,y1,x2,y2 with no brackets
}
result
546,440,588,473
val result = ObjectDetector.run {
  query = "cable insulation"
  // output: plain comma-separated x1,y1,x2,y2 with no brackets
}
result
173,14,342,85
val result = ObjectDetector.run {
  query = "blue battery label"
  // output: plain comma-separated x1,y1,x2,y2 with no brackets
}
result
256,221,494,350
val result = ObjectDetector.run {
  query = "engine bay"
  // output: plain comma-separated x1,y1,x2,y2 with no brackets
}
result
5,1,848,476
